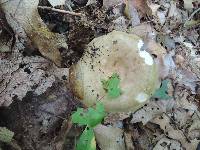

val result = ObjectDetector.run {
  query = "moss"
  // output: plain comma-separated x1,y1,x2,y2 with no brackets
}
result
0,127,14,143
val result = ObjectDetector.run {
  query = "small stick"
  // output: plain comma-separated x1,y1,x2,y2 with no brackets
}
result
37,6,84,17
184,7,200,27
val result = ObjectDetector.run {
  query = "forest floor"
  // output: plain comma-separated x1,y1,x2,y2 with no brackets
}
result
0,0,200,150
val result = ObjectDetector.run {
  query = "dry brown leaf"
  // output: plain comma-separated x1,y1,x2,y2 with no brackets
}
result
1,0,68,67
153,137,182,150
125,0,152,16
174,89,198,111
176,69,198,94
131,99,175,124
151,112,200,150
128,23,157,40
94,125,125,150
0,51,69,106
0,55,52,106
0,9,14,53
124,132,135,150
188,113,200,140
148,3,160,16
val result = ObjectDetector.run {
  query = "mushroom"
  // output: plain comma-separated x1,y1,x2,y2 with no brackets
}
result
69,31,160,112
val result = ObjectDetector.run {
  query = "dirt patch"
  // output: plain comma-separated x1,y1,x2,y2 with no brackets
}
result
0,82,80,150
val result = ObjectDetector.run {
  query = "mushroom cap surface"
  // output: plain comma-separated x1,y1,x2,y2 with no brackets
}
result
70,31,159,112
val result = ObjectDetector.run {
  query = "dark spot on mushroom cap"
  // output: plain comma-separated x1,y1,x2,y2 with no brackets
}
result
62,75,67,80
24,67,31,74
19,63,26,68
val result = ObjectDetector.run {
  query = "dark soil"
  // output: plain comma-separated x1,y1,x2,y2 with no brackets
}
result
0,82,80,150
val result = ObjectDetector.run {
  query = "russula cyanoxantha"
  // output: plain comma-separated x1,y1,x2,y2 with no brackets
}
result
70,31,160,112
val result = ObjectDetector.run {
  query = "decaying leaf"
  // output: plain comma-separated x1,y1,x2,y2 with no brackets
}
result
0,34,13,52
124,0,152,17
1,0,68,66
0,9,14,53
153,137,182,150
188,113,200,139
151,112,200,150
128,23,157,40
94,125,125,150
156,11,166,26
174,89,198,111
131,99,175,124
175,69,199,94
124,0,140,27
0,53,69,106
148,3,160,16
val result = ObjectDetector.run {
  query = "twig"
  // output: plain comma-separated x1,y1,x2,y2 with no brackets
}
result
188,7,200,21
164,112,191,143
37,6,84,17
184,7,200,27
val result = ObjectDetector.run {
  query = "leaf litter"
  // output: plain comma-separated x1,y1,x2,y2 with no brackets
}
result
0,0,200,149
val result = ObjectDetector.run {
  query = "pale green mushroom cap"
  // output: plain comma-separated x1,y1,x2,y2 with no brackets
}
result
70,31,160,112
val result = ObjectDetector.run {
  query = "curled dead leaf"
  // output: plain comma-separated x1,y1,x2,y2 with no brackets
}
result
124,0,152,17
1,0,68,67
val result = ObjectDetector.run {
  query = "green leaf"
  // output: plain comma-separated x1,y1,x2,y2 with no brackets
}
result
71,103,106,127
152,79,172,99
76,127,96,150
101,73,122,98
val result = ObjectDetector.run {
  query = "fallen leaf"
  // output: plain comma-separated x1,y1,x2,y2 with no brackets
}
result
156,11,166,26
124,0,152,16
148,3,160,16
151,112,200,150
156,35,176,50
176,69,198,94
131,99,175,124
175,90,198,111
188,113,200,139
1,0,68,66
124,0,140,27
0,49,69,107
153,137,182,150
128,23,157,40
168,1,182,23
0,9,14,52
94,125,125,150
